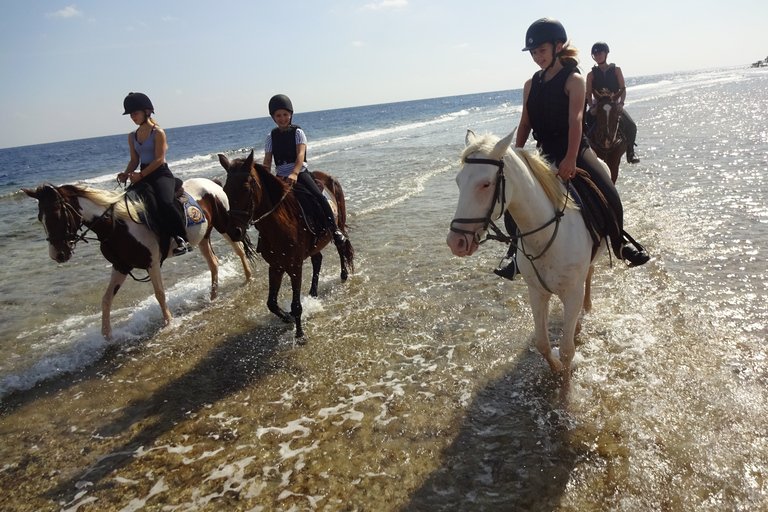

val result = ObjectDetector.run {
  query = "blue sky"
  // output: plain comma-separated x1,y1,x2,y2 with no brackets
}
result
1,0,766,148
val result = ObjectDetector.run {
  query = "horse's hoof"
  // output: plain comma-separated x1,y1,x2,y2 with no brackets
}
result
340,269,348,282
295,335,308,346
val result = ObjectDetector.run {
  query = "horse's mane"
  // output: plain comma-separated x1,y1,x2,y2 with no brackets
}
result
227,157,300,223
66,185,145,220
460,133,573,211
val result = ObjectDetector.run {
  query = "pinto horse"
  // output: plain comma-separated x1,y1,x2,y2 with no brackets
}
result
447,130,603,395
587,88,627,183
23,178,254,339
218,151,354,341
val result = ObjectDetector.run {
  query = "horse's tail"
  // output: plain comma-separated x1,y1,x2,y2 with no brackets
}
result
339,238,354,274
323,172,354,273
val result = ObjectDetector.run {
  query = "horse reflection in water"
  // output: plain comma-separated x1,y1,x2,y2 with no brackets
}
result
447,130,604,397
218,151,354,342
24,178,254,339
587,88,627,183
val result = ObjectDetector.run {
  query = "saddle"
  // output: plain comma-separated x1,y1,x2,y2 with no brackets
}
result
126,178,205,235
568,169,621,257
291,174,337,237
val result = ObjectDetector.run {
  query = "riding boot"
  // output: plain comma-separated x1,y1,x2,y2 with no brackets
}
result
627,146,640,164
493,244,520,281
621,234,650,267
173,236,192,256
620,112,640,164
327,217,346,246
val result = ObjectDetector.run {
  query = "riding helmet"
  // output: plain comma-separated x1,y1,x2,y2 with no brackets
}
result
268,94,294,116
522,18,567,51
591,42,610,55
123,92,154,115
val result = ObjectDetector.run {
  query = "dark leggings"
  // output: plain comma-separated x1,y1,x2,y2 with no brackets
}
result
504,145,625,258
296,170,338,229
141,163,187,239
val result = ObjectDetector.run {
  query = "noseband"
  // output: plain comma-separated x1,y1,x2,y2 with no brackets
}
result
449,157,513,248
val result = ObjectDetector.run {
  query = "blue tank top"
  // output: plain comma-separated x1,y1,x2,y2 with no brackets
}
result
133,127,157,165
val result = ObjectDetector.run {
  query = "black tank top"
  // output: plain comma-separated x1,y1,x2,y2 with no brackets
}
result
527,65,585,163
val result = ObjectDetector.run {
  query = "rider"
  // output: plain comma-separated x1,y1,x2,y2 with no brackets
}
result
262,94,346,246
585,42,640,164
117,92,191,256
494,18,649,280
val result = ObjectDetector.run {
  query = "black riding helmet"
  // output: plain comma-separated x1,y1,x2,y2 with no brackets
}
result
522,18,567,52
123,92,154,115
591,42,610,55
268,94,294,116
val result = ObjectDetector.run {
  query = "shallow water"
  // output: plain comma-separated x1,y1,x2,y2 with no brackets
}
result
0,67,767,511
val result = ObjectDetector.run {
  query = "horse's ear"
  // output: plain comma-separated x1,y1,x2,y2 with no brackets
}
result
22,187,39,199
245,150,254,168
490,129,516,159
218,153,231,171
465,130,476,147
610,89,623,103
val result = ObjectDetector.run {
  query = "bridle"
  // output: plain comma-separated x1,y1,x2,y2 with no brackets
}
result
449,156,570,293
40,184,113,252
587,99,624,151
226,171,293,228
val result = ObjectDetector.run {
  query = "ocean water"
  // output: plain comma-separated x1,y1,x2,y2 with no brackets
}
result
0,66,767,511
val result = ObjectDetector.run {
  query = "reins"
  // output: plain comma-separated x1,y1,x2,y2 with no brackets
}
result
449,156,571,293
227,171,294,227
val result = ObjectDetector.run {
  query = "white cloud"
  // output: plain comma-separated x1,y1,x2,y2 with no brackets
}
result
352,41,364,47
363,0,408,10
46,6,83,18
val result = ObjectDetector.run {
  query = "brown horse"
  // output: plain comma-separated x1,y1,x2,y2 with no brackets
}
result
218,151,354,341
23,178,254,339
587,88,627,183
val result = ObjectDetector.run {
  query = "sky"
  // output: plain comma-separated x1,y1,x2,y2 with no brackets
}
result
1,0,766,149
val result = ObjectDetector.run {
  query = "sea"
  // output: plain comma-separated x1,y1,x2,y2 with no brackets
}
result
0,66,767,511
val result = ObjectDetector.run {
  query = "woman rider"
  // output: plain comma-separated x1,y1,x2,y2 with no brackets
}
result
494,18,649,280
117,92,191,256
263,94,346,247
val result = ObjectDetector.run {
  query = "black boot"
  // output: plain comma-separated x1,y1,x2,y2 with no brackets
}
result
494,251,520,281
621,244,649,267
627,150,640,164
333,229,347,246
173,236,192,256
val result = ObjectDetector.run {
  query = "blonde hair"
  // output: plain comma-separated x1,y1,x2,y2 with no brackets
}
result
558,41,579,68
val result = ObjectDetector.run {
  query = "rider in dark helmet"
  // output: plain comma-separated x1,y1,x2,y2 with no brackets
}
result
263,94,347,247
494,18,650,280
117,92,191,256
586,41,641,164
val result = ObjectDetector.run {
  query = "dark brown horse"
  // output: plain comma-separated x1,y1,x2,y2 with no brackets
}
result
23,178,254,339
587,88,627,183
218,151,354,341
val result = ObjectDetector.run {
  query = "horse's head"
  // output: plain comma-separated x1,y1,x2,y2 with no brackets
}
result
591,88,622,149
23,184,82,263
218,151,261,242
447,130,514,257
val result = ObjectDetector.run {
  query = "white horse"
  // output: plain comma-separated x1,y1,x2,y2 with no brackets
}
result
446,130,602,393
24,178,254,339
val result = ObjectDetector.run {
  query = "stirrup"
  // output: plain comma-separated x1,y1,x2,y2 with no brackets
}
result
173,237,192,256
333,229,347,246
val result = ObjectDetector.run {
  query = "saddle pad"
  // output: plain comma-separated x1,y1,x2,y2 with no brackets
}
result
179,192,206,227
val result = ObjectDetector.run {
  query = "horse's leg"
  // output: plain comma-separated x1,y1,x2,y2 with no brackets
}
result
583,264,595,314
309,253,322,297
528,289,561,373
147,264,173,328
337,245,348,282
102,268,128,340
267,266,292,323
288,270,306,342
559,285,586,397
223,234,253,282
197,236,220,300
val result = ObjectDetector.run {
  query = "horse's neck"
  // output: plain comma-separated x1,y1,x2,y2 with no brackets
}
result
503,157,559,229
77,196,110,223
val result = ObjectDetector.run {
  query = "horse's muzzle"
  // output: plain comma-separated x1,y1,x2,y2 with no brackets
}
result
227,226,245,242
